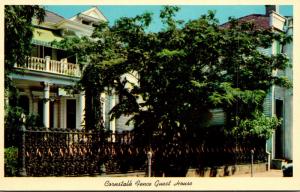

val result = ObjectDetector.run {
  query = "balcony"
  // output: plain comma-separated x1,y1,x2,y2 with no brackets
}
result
15,56,81,77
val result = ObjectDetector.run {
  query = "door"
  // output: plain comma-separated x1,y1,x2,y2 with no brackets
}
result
19,95,29,115
67,99,76,129
38,100,44,127
275,99,284,159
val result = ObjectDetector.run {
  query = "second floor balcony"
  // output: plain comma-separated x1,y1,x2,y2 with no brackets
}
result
15,56,81,77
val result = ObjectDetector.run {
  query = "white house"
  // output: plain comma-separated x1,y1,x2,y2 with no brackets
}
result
221,5,293,162
9,7,104,130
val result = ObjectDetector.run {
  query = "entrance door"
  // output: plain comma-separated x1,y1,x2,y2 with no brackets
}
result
38,100,44,127
275,99,284,159
19,95,29,115
67,99,76,129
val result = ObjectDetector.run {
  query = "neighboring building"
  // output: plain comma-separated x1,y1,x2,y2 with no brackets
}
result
259,6,293,162
282,16,293,161
221,5,293,162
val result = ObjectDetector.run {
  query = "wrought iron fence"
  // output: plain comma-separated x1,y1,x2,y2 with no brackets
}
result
149,141,267,176
9,127,267,176
20,127,147,176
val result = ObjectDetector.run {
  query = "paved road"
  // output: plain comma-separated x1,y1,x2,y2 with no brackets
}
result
231,169,283,177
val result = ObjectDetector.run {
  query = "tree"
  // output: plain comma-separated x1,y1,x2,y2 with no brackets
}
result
5,5,45,89
53,21,129,132
5,6,45,147
110,7,291,175
55,6,291,176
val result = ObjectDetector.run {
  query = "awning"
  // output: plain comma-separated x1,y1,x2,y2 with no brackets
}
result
32,28,63,48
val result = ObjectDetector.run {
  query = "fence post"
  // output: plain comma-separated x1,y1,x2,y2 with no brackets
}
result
19,125,27,176
251,149,254,177
266,151,271,171
147,151,152,177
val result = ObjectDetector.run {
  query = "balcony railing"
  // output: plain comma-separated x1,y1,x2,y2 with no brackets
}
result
15,56,81,77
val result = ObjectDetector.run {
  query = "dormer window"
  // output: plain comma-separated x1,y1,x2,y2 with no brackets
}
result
82,20,91,25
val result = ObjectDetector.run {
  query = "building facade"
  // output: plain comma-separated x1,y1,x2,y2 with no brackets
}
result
9,7,103,130
9,6,134,133
222,5,293,161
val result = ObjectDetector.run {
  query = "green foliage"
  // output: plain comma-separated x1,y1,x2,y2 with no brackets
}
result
51,35,91,70
232,111,280,139
53,21,128,131
5,90,44,129
4,147,19,176
5,105,25,132
5,5,45,89
5,6,45,146
25,113,44,128
55,6,291,175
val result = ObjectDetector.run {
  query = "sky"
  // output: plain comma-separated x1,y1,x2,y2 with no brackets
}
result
45,5,293,32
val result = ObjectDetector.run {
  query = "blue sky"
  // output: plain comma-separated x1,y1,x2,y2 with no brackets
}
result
45,5,293,32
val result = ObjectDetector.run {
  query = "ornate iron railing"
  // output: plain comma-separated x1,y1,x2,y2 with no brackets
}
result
10,127,267,177
20,128,146,176
149,141,267,176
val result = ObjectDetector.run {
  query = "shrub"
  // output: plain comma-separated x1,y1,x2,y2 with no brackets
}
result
232,111,281,140
4,147,19,176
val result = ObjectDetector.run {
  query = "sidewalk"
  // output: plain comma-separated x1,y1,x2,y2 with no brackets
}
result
231,169,283,177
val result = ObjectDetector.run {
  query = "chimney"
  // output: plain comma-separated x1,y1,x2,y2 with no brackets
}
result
265,5,279,15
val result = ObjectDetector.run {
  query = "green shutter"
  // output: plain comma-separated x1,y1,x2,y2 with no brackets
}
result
276,41,281,54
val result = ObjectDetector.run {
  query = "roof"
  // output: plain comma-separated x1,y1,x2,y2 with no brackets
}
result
221,14,270,30
69,6,107,22
44,10,65,24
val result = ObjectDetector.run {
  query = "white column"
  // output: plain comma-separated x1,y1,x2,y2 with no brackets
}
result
76,92,85,129
80,92,85,128
109,92,116,142
110,94,116,134
43,82,50,128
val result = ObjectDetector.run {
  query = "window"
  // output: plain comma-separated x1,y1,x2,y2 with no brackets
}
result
82,20,90,25
31,45,38,57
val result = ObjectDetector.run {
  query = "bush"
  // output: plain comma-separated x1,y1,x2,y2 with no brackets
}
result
4,147,19,176
232,111,280,140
